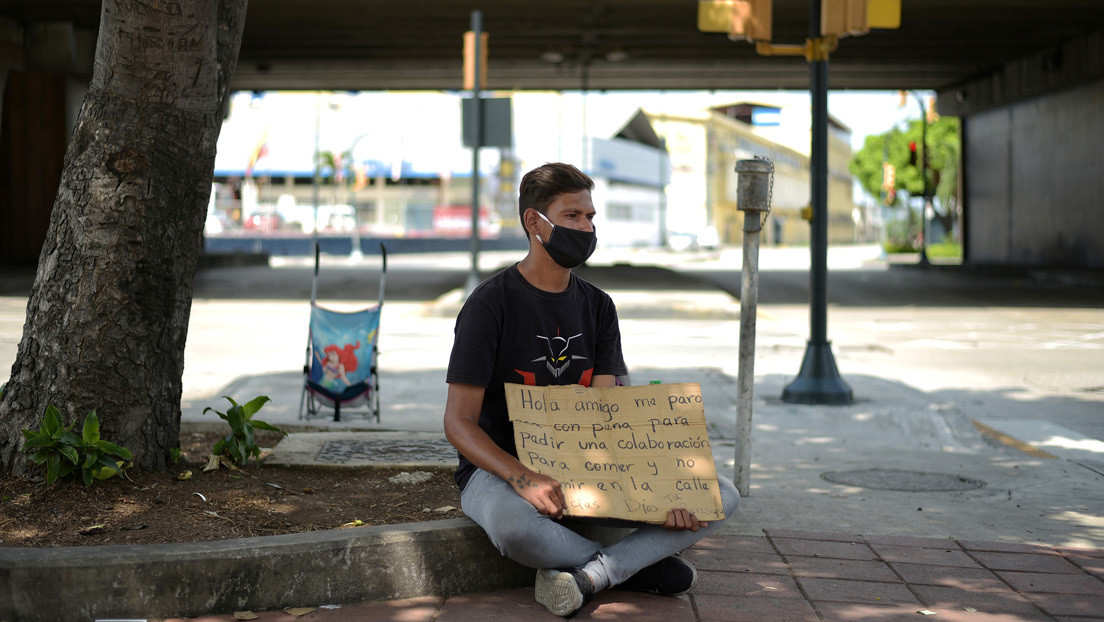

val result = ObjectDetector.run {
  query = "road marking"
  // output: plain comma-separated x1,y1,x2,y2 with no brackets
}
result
974,419,1104,466
972,420,1056,459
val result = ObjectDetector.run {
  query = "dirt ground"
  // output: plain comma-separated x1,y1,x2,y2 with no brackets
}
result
0,431,463,548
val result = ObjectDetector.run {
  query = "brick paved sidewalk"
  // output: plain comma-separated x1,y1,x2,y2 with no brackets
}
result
162,530,1104,622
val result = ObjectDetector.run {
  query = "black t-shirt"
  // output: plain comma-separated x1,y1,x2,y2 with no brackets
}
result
446,264,628,490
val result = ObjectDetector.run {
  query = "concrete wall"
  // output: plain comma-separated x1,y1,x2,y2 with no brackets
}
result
966,79,1104,268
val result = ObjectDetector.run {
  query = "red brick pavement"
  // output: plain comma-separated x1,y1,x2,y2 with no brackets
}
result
158,530,1104,621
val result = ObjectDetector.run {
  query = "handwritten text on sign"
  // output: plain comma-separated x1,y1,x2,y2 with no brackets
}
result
505,382,723,523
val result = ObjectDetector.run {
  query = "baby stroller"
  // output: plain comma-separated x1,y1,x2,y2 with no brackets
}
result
299,242,387,422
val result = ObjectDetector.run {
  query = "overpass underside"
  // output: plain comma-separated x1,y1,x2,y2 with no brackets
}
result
1,1,1103,269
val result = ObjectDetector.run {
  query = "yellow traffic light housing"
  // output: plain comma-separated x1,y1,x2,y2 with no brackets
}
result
697,0,772,41
867,0,901,29
822,0,868,38
822,0,901,37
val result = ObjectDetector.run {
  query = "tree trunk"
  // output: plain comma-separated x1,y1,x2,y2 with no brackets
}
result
0,0,247,474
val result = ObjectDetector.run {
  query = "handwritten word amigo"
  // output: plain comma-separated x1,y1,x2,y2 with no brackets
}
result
575,399,619,421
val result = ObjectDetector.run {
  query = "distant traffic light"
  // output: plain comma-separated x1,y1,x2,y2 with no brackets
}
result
463,31,489,90
882,161,896,205
697,0,772,41
926,96,939,123
908,141,918,166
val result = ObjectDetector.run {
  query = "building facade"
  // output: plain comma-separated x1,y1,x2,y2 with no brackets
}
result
644,102,856,246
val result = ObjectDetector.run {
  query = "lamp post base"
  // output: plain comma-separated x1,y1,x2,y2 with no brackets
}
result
782,340,853,404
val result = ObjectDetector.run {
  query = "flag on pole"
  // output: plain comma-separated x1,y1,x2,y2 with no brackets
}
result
246,130,270,177
353,163,368,192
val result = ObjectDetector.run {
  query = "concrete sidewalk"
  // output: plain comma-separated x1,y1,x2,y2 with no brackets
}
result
160,279,1104,620
158,530,1104,621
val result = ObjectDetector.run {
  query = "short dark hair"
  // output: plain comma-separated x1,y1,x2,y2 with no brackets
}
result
518,163,594,237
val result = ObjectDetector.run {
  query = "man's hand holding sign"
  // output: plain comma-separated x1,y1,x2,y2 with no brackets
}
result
505,382,724,525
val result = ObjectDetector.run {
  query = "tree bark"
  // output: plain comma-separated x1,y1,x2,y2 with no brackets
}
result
0,0,247,474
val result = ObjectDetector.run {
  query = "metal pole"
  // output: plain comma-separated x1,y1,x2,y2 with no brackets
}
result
311,91,321,254
659,137,668,247
734,159,771,497
348,133,370,261
465,9,484,296
781,0,852,405
581,60,589,170
916,92,931,267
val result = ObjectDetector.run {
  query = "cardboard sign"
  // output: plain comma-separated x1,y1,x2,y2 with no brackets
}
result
505,382,724,523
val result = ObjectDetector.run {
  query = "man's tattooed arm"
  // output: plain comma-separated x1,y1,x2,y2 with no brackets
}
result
508,473,535,489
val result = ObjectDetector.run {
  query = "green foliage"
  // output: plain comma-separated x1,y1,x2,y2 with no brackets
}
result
315,149,355,185
850,116,960,209
204,395,286,466
926,240,963,259
881,217,921,254
21,405,133,486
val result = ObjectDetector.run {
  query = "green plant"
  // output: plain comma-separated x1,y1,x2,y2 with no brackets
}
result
926,240,962,259
882,219,921,254
21,405,133,485
204,395,286,466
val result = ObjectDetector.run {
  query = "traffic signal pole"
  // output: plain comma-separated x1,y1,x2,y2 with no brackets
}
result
780,0,853,405
914,91,931,267
465,10,484,297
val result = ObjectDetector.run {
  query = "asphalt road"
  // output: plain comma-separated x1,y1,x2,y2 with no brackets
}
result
3,245,1102,446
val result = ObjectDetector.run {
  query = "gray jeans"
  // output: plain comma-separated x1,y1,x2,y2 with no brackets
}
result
460,468,741,588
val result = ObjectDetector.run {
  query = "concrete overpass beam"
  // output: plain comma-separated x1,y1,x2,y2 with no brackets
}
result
938,27,1104,117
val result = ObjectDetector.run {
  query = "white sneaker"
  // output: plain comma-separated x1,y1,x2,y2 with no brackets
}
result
534,567,595,617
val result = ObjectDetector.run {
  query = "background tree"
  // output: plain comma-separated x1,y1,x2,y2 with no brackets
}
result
316,148,356,203
850,116,961,237
0,0,248,474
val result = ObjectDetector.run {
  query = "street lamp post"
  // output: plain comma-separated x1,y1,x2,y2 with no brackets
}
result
781,0,852,405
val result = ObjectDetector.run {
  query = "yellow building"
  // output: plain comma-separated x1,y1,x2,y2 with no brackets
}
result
642,102,855,246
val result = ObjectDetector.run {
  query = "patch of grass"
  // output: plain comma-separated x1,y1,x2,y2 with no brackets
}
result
926,241,962,259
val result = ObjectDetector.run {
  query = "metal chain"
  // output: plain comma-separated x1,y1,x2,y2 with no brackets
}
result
753,154,774,226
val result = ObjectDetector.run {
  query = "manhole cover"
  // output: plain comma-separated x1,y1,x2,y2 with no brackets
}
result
316,439,455,464
821,468,986,492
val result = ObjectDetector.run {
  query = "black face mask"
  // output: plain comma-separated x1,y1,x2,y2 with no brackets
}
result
535,210,597,269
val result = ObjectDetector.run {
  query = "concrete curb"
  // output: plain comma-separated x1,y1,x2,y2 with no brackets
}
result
0,518,532,621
